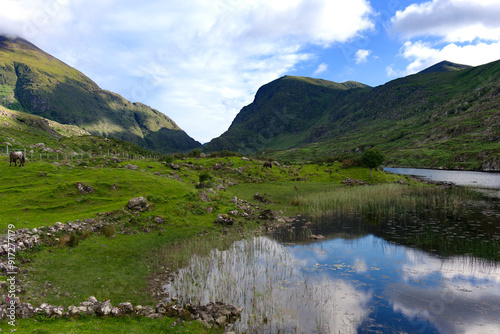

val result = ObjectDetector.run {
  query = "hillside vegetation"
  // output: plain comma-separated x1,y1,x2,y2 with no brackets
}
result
0,35,201,154
207,60,500,170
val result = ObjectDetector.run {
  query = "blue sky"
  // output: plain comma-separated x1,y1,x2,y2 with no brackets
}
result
2,0,500,143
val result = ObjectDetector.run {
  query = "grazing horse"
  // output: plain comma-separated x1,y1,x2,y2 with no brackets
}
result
9,151,25,167
263,161,273,168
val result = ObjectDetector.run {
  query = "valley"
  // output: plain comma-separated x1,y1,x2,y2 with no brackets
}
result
0,34,500,333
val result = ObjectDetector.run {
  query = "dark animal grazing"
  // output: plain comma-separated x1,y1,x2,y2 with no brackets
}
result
263,161,272,168
9,151,25,167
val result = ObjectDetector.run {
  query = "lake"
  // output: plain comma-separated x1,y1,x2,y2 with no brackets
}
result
384,167,500,189
164,178,500,333
164,234,500,333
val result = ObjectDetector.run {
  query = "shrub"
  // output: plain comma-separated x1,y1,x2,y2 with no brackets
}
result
188,148,202,158
81,229,91,240
341,158,354,169
161,155,174,163
102,225,116,238
198,171,212,183
68,232,80,247
59,234,70,247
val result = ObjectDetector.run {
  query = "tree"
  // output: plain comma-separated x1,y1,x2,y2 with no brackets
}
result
361,148,385,178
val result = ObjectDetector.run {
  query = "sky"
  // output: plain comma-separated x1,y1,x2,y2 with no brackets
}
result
1,0,500,143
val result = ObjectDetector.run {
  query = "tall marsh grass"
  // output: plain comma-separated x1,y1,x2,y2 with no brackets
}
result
290,184,466,219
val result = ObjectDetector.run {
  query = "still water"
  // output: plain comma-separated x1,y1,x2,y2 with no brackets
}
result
384,167,500,189
164,183,500,333
164,233,500,333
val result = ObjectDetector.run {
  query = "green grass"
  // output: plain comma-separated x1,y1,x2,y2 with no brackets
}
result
0,315,221,333
0,160,198,230
22,231,208,307
0,155,468,332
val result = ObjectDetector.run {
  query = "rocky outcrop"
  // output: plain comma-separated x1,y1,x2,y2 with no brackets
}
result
341,177,366,186
481,158,500,172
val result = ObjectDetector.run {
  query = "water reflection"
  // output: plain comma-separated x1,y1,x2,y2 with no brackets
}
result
164,237,372,333
163,234,500,333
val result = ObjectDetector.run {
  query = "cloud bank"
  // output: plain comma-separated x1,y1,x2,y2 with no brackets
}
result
389,0,500,76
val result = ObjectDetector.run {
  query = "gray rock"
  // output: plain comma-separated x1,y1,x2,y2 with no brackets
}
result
125,164,139,170
117,302,134,314
67,305,80,316
146,313,163,319
75,182,95,194
87,296,98,304
111,307,122,316
199,191,211,203
127,197,148,211
95,300,112,316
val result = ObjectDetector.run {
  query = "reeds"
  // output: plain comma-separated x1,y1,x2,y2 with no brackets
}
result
289,184,472,219
164,236,368,333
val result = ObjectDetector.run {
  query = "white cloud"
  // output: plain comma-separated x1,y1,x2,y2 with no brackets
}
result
387,0,500,79
0,0,375,143
312,63,328,76
355,49,371,64
389,40,500,76
391,0,500,43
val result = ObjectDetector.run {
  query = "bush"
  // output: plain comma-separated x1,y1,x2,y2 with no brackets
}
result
188,148,202,158
68,232,80,247
161,155,174,163
59,234,70,247
81,229,91,240
102,225,116,238
198,171,212,183
209,150,241,158
341,158,354,169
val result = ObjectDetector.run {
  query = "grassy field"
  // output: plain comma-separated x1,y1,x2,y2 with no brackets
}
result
0,154,407,332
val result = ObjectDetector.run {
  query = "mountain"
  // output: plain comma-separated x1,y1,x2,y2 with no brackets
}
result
0,35,201,153
205,75,371,154
417,60,472,74
207,60,500,171
0,104,153,157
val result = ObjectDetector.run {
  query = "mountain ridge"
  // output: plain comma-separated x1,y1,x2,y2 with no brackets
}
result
207,59,500,170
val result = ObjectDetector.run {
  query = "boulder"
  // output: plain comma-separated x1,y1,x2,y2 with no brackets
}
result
117,302,134,314
95,300,112,316
199,191,211,203
125,164,139,170
87,296,98,304
111,307,122,316
214,214,234,226
146,313,163,319
127,197,148,211
341,177,366,186
74,182,95,194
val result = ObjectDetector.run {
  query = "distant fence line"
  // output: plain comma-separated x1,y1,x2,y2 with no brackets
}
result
1,147,160,162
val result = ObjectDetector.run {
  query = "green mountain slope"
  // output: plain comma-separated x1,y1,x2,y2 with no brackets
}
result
0,104,152,157
205,75,371,154
0,35,201,153
207,60,500,170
